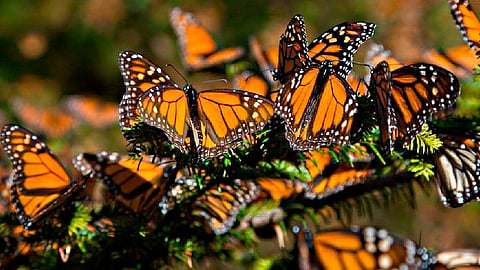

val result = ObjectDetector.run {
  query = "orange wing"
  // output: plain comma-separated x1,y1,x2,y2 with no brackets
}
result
197,89,274,158
448,0,480,54
137,86,191,153
364,43,404,71
137,85,274,159
76,152,177,214
308,227,425,270
371,61,461,154
118,51,178,132
63,95,118,128
1,124,84,229
192,179,260,234
169,7,244,71
347,73,369,96
249,36,278,85
11,99,76,138
422,45,480,79
255,177,306,201
276,61,358,150
232,71,269,97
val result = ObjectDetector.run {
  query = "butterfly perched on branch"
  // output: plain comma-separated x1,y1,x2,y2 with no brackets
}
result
118,51,275,159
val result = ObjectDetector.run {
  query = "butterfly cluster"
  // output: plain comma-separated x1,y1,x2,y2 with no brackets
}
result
0,2,480,269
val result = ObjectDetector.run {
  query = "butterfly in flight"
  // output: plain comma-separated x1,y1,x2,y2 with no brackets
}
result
120,51,275,159
423,45,480,79
75,151,177,214
63,95,118,128
169,7,245,71
448,0,480,55
249,36,279,86
293,225,432,270
370,61,460,155
431,125,480,208
0,124,86,229
11,99,76,138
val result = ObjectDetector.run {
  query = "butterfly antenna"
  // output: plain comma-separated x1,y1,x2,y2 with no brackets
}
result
166,64,188,85
353,61,374,71
201,78,228,85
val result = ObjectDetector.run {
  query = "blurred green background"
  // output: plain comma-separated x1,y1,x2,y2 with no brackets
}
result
0,0,479,257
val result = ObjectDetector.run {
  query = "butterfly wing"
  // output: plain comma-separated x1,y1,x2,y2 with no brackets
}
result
448,0,480,55
118,51,178,132
137,85,191,153
308,21,376,79
76,152,176,214
192,179,260,235
63,95,118,128
422,45,479,79
310,227,424,270
255,177,306,201
169,7,244,71
273,14,310,84
347,73,369,96
433,127,480,207
232,71,269,97
1,125,81,229
276,61,358,150
196,89,274,158
389,63,460,143
307,162,374,199
11,99,76,138
249,36,278,85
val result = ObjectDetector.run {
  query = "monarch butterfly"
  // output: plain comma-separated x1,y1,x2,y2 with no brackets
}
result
192,179,260,235
370,61,460,154
11,99,76,138
0,124,86,229
432,126,480,208
128,55,274,159
276,60,358,150
118,50,179,132
448,0,480,55
293,226,429,270
255,177,307,201
273,14,310,85
63,95,118,128
169,7,245,71
423,45,480,79
74,151,177,214
249,36,279,85
232,70,269,97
